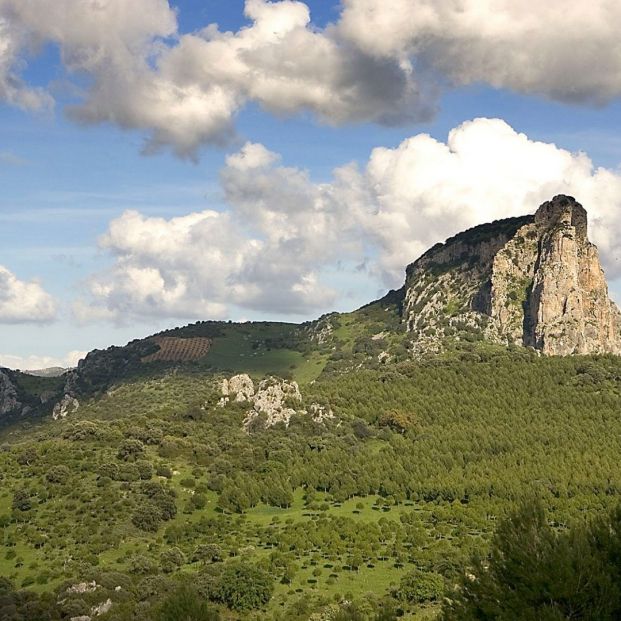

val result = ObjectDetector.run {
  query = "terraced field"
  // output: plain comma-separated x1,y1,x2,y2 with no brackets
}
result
142,336,212,362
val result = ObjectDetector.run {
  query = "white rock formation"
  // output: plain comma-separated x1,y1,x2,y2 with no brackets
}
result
53,395,80,420
67,581,98,594
245,377,302,429
219,374,333,429
219,374,255,407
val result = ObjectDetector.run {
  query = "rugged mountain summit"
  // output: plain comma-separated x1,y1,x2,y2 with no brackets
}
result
403,195,621,355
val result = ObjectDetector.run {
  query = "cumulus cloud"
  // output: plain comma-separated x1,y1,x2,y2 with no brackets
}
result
339,0,621,104
2,1,621,156
78,119,621,321
0,265,57,323
0,349,86,371
75,148,350,321
0,0,428,157
357,118,621,284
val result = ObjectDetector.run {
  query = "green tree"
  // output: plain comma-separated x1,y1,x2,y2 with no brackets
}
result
12,489,31,512
396,567,444,604
213,562,274,611
158,585,220,621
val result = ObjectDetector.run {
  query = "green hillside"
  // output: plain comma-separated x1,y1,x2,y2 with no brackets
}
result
1,340,621,619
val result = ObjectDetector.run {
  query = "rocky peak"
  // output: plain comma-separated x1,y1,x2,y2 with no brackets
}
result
534,194,588,239
402,195,621,356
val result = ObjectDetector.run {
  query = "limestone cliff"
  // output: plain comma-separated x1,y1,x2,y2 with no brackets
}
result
0,368,22,417
403,195,621,355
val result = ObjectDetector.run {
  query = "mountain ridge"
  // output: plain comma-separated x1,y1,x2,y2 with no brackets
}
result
2,195,620,424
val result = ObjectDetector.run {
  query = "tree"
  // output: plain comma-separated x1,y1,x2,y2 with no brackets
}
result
193,544,223,564
117,439,146,462
213,562,274,611
396,568,444,604
442,499,621,620
132,503,161,532
157,585,220,621
160,547,186,573
12,489,31,512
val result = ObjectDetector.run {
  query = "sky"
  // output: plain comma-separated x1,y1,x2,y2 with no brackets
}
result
1,0,621,370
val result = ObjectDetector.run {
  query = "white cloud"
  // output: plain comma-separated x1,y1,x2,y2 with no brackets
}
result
356,118,616,285
0,0,429,157
0,349,85,371
75,160,345,321
77,120,621,321
0,265,57,323
339,0,621,104
2,1,621,156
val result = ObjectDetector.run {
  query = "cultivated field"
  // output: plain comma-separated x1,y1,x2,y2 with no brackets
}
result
142,336,212,363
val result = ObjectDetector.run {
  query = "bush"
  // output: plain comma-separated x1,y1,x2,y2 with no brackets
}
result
132,503,161,532
136,460,153,480
213,562,274,611
396,568,444,603
156,464,173,479
46,465,71,484
160,547,186,573
157,585,220,621
12,488,31,512
117,439,146,462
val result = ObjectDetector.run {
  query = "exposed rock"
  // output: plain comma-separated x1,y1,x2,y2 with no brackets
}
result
245,377,302,429
377,351,392,364
91,598,112,616
403,196,621,356
67,581,98,594
53,395,80,420
303,313,336,345
0,369,22,416
222,374,255,401
219,375,333,429
307,403,335,423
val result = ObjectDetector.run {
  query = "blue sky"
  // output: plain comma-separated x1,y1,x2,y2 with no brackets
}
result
1,0,621,368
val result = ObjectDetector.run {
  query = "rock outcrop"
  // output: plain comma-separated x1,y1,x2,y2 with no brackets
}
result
218,374,333,429
53,395,80,420
403,196,621,355
0,368,22,417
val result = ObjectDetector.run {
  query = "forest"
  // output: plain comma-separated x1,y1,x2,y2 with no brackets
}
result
1,341,621,619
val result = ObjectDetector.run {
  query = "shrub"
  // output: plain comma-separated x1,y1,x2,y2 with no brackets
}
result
132,503,161,532
46,465,71,484
213,563,274,611
157,585,220,621
396,568,444,603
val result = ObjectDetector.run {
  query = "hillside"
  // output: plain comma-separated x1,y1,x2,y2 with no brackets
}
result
1,196,621,619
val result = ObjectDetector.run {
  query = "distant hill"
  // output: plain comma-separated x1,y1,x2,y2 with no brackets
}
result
23,367,68,378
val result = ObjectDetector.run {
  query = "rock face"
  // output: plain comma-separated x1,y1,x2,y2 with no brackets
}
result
53,395,80,420
0,369,22,417
219,374,333,429
403,196,621,356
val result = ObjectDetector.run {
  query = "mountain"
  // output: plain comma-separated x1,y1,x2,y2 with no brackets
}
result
2,195,620,425
404,194,621,356
23,367,68,378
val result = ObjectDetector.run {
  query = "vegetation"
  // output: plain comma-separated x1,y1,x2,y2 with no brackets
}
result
1,320,621,619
